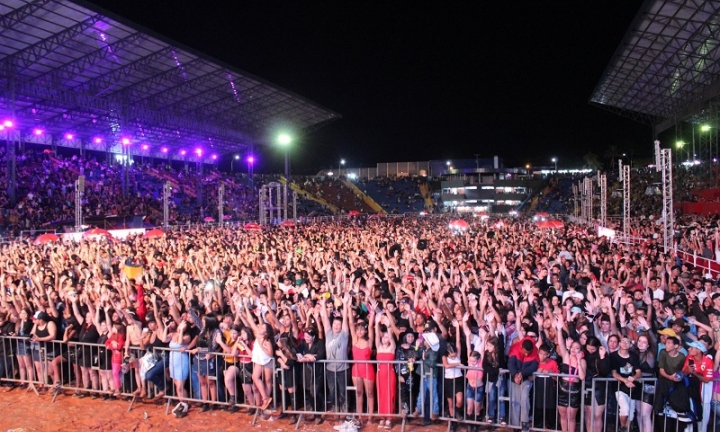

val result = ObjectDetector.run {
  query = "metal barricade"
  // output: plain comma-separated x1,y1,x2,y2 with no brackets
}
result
280,358,421,432
593,376,720,432
154,345,276,424
435,366,584,432
0,337,144,411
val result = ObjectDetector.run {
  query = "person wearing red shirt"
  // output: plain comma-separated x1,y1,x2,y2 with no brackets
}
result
683,341,713,432
534,344,559,430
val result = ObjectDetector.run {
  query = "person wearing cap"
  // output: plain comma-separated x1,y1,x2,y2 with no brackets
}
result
682,341,713,432
411,331,441,425
30,311,57,389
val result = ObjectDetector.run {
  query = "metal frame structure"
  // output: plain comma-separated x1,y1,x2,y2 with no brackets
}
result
0,0,340,159
74,174,84,232
619,160,631,239
259,182,283,226
572,183,579,218
655,140,675,251
598,172,607,227
590,0,720,134
218,182,224,226
583,177,593,224
162,181,170,229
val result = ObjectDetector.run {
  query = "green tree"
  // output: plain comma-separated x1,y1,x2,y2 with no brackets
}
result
583,152,602,171
604,145,619,171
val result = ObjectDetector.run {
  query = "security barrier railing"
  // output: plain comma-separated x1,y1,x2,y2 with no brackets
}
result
280,359,420,432
3,336,719,432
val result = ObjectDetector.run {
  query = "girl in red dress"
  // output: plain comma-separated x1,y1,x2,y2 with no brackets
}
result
375,314,397,429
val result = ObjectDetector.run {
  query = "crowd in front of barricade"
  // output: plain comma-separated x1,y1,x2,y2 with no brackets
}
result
2,215,720,432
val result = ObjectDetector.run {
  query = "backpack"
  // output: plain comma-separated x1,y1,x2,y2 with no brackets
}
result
666,376,700,424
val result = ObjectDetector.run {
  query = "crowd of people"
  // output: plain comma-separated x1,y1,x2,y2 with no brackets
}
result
0,148,343,237
0,211,719,432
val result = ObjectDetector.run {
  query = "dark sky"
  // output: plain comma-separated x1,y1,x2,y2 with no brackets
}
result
89,1,651,174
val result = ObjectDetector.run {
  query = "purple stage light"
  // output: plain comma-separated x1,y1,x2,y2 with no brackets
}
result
211,154,217,160
161,147,168,153
3,120,13,128
65,133,74,140
33,129,43,136
195,148,202,156
180,150,186,155
94,137,102,144
142,144,149,150
247,156,255,163
121,137,131,145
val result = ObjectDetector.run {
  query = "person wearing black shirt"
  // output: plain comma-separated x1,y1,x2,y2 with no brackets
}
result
298,328,326,421
610,337,641,432
0,314,16,385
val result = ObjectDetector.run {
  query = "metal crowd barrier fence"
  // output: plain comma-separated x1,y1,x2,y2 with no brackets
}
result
0,337,144,412
152,346,277,425
280,359,421,432
589,376,720,432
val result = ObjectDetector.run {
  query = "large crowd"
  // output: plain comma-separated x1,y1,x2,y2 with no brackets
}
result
0,211,719,432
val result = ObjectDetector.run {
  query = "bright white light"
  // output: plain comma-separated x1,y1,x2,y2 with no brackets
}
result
327,171,334,176
278,134,291,145
348,173,357,180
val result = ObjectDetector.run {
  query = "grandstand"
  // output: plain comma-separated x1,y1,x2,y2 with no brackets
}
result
0,0,339,205
590,0,720,158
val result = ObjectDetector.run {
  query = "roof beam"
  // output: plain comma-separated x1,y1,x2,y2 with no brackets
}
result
35,31,146,85
7,77,251,142
654,79,720,132
71,45,178,97
4,13,104,72
0,0,53,30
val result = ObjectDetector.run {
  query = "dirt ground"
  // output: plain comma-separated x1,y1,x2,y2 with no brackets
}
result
0,386,505,432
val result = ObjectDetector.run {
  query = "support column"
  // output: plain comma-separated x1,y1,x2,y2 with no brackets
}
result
197,161,203,220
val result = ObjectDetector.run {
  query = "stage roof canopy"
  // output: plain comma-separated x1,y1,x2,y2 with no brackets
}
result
0,0,340,161
589,0,720,133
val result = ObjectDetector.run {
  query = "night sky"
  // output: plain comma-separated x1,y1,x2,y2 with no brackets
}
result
88,1,651,174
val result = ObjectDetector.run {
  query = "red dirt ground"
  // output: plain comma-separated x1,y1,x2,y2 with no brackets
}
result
0,386,506,432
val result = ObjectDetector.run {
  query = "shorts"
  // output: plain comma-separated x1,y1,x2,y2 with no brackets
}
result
444,376,464,398
195,356,215,376
240,362,254,385
615,391,636,421
15,339,29,356
465,384,485,403
584,387,607,406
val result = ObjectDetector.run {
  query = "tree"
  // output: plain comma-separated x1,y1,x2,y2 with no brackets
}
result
604,145,619,171
583,152,602,171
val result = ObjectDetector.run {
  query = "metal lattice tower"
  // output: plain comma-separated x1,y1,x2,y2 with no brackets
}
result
598,172,607,227
259,182,285,225
218,182,225,226
572,183,579,218
584,177,594,224
655,140,674,251
74,175,84,232
619,160,630,239
162,182,171,229
579,180,586,221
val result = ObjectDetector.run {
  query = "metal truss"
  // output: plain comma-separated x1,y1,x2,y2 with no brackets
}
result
0,0,54,30
619,160,631,239
655,141,675,252
0,0,340,159
583,177,593,224
3,14,105,72
598,172,607,227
